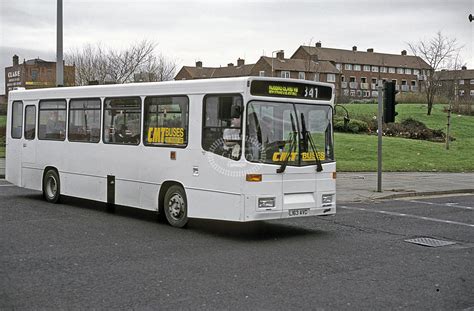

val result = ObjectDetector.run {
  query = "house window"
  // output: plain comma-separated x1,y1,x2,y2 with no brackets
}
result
459,90,465,96
345,64,352,70
327,74,336,82
380,67,387,73
314,73,320,82
349,76,356,82
354,65,361,71
259,71,265,77
298,72,305,80
392,79,397,84
470,79,474,85
397,68,404,74
470,90,474,96
459,79,464,85
341,75,345,82
405,68,412,74
336,64,342,70
31,69,38,81
371,66,379,72
361,77,367,83
363,65,370,72
413,69,420,75
281,71,290,79
389,68,396,73
350,90,355,96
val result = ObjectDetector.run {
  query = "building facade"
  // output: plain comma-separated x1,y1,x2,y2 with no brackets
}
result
291,42,431,99
437,67,474,101
4,55,75,97
174,51,340,92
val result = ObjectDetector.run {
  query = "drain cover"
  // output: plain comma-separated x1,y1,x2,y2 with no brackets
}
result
405,237,456,247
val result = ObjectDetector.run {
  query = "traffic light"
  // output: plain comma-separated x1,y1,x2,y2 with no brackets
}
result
383,82,398,123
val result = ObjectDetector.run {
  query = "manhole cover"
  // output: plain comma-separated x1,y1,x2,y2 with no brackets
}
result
404,237,456,247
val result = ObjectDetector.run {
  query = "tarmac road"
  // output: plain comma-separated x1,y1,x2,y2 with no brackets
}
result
0,182,473,310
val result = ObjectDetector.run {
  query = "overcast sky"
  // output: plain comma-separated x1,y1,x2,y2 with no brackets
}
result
1,0,473,93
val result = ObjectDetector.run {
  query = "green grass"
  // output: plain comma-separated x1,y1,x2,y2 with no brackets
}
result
335,103,474,172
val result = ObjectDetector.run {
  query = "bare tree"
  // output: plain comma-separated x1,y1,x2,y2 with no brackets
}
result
66,40,177,86
408,31,462,115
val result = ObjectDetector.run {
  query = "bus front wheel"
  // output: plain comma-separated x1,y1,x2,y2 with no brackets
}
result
164,185,188,228
43,169,61,203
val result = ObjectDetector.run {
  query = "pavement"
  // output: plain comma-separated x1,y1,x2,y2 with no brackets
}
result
0,158,473,202
336,172,474,202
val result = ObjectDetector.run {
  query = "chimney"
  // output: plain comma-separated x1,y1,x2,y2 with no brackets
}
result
196,61,202,68
276,50,284,60
13,55,19,66
401,50,407,56
228,63,234,67
237,58,245,67
316,42,322,48
352,46,357,51
461,66,467,70
367,48,374,53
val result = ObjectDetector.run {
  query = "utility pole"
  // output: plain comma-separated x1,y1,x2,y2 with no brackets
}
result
377,81,383,192
56,0,64,86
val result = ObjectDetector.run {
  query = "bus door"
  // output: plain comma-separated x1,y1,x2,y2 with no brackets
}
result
21,103,37,187
7,101,24,185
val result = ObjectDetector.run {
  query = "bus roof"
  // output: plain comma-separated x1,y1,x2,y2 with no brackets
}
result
8,76,334,102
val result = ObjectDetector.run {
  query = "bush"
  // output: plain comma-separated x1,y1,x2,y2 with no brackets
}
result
334,119,368,133
381,117,452,142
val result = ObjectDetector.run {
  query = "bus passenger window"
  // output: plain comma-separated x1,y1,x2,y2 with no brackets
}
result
69,98,101,143
103,97,141,145
144,96,189,147
11,101,23,139
38,100,67,141
202,94,243,160
24,105,36,140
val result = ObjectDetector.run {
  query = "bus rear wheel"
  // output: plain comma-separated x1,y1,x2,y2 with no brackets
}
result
163,185,188,228
43,169,61,203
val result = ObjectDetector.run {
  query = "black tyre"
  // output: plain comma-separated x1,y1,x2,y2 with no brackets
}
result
163,185,188,228
43,169,61,203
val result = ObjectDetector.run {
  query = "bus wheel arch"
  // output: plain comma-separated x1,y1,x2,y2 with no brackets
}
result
42,167,61,203
159,181,188,228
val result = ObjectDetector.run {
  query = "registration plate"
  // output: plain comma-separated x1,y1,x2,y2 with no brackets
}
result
288,208,310,217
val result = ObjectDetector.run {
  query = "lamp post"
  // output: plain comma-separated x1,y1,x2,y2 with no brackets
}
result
56,0,64,86
271,50,283,77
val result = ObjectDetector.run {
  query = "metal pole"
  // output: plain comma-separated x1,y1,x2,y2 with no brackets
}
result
446,105,451,150
377,81,383,192
56,0,64,86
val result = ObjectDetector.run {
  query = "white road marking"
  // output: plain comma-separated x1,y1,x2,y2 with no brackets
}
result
406,200,474,211
339,205,474,228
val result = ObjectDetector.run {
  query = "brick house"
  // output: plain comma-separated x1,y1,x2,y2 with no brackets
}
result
436,66,474,101
174,51,340,91
291,42,431,99
4,55,75,97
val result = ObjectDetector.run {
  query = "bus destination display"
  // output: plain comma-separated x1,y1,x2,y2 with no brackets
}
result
250,80,332,100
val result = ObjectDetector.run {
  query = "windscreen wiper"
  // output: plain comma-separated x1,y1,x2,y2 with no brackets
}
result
301,113,323,172
276,114,297,174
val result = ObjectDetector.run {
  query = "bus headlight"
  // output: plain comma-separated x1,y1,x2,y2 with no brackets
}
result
322,194,334,205
258,197,276,208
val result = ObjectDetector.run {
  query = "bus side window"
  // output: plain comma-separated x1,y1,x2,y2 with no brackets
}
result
11,101,23,139
68,98,101,143
38,100,67,141
202,94,243,160
24,105,36,140
143,96,189,147
103,97,141,145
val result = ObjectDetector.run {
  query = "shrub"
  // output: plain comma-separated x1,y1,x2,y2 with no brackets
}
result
334,119,368,133
381,117,452,142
